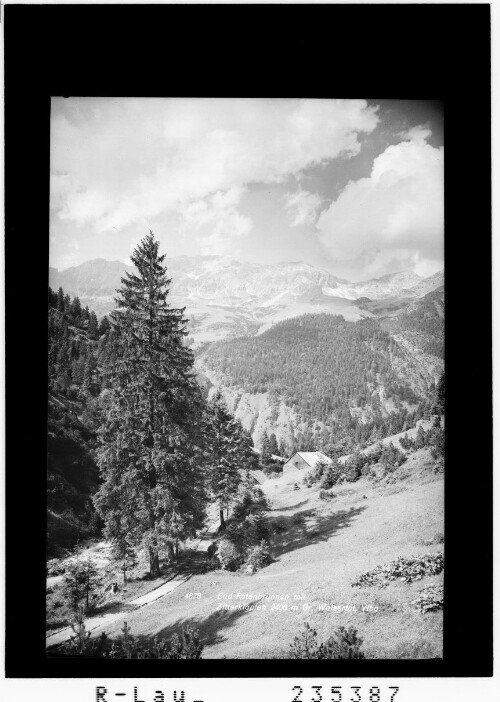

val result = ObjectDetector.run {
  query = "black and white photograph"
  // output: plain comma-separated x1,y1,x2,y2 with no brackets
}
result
45,97,446,661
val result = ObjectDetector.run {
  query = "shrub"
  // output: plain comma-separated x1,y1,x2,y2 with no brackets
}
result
343,451,367,482
380,442,407,471
232,488,269,520
423,532,444,546
320,460,343,489
62,552,101,613
223,521,246,550
288,622,365,659
246,540,272,572
216,538,243,571
272,516,288,533
319,489,335,501
109,622,203,660
352,552,444,588
57,618,203,659
59,608,109,656
251,487,271,511
47,559,66,576
411,584,443,613
399,433,415,451
244,512,270,547
360,462,372,477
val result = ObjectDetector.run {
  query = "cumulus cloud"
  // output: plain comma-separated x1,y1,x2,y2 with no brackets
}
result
316,126,444,280
181,187,253,255
50,98,379,235
283,188,322,226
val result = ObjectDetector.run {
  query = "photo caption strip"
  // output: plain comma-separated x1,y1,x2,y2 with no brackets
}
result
1,678,498,702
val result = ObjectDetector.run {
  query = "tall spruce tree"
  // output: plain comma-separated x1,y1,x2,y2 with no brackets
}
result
268,433,279,457
205,391,253,530
94,232,207,576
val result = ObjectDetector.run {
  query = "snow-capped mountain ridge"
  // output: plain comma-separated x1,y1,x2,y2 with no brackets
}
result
49,256,443,344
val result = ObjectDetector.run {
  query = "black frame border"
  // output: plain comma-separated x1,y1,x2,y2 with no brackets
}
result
4,3,492,678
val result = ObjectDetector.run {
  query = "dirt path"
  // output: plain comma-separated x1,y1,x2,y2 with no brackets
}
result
46,520,220,649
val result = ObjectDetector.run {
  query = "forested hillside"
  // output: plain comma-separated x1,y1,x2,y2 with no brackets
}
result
47,287,114,555
47,280,443,555
382,288,444,358
202,314,419,415
199,314,439,455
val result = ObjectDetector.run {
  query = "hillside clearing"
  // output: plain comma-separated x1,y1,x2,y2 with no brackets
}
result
48,448,443,658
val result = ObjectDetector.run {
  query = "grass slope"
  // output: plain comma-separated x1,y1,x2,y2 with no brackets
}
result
78,448,443,659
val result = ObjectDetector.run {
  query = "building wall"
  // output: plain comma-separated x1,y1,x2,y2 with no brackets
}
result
283,454,311,475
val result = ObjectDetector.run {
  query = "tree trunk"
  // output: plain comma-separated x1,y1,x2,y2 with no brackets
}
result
219,508,226,531
166,542,175,563
149,548,160,577
175,541,179,559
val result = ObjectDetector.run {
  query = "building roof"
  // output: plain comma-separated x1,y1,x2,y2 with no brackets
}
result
248,470,267,484
285,451,332,468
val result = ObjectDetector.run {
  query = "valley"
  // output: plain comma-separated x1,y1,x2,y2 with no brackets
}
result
47,250,445,660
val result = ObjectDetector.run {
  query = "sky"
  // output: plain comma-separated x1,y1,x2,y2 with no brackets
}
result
50,98,444,282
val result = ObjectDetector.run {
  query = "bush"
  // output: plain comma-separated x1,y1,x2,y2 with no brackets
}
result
216,538,243,571
57,618,203,659
399,433,415,451
47,559,66,576
58,608,109,656
246,540,272,572
62,551,101,613
380,442,407,471
288,623,365,659
320,460,343,489
352,552,444,588
319,489,335,501
232,488,269,520
423,532,444,546
223,521,246,550
244,512,270,547
272,516,288,533
411,584,443,613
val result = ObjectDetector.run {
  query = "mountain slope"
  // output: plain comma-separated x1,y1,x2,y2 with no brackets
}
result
197,313,440,452
382,287,445,359
56,450,443,659
49,257,444,345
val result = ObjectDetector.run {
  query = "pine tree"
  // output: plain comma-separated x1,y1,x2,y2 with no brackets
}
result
261,433,271,461
99,315,111,336
88,311,99,340
111,532,137,583
94,232,207,577
415,425,427,450
63,545,100,612
69,296,82,321
57,286,65,312
268,433,279,457
205,391,247,530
